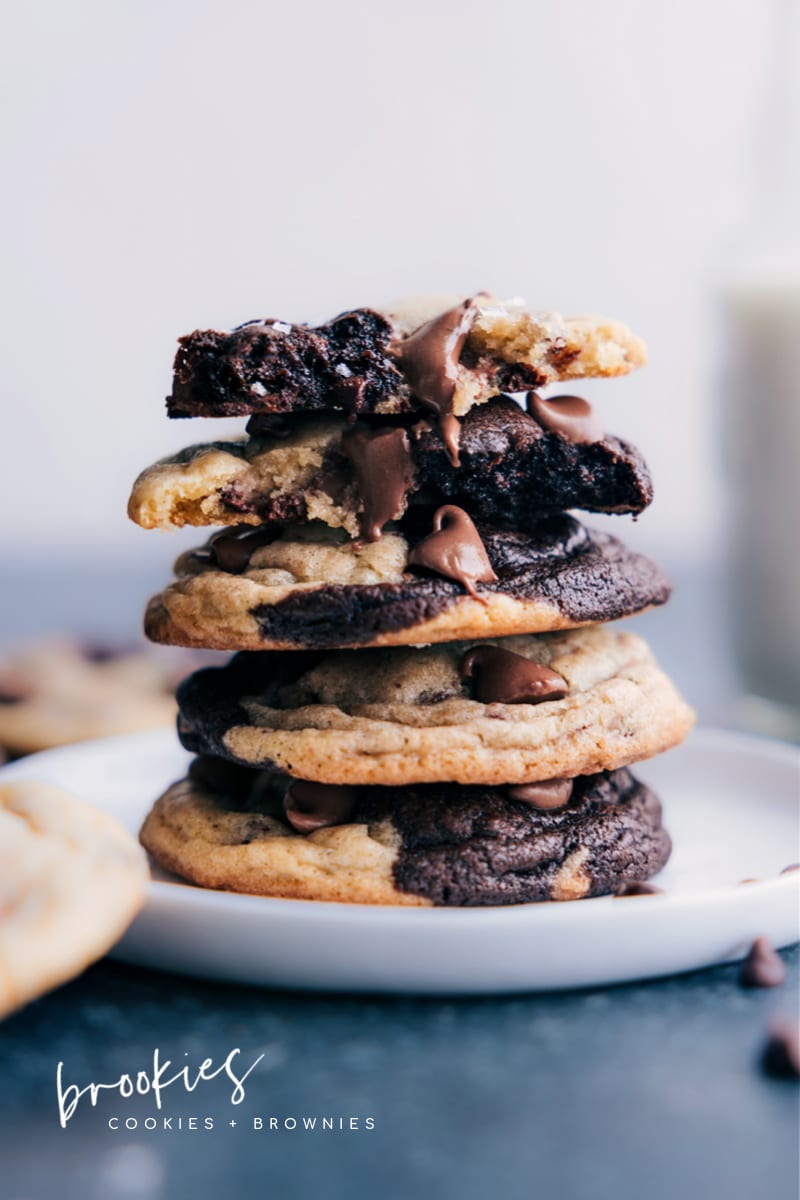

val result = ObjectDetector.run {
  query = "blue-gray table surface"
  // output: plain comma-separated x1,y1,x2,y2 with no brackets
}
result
0,558,797,1200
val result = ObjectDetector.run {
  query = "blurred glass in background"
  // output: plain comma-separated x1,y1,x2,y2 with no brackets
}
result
722,0,800,739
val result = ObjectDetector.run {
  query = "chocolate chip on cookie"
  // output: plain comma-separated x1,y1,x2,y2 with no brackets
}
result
173,625,695,787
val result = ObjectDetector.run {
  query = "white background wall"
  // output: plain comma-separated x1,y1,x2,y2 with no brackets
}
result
0,0,778,564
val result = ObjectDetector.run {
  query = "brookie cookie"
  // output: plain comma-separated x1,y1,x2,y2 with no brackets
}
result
140,760,671,906
174,626,695,785
144,513,671,651
129,396,653,538
167,293,646,464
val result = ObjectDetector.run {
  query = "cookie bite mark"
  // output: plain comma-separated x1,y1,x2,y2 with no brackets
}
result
392,297,480,465
408,506,497,601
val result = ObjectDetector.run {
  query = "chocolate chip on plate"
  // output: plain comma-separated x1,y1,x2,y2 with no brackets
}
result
613,881,664,897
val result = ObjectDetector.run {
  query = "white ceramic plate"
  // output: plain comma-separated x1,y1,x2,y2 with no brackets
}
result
1,729,798,994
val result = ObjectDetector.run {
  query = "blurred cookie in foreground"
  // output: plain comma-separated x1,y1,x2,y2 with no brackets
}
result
140,760,670,906
0,780,147,1019
0,640,220,757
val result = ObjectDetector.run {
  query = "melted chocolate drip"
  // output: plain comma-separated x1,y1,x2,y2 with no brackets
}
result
407,505,497,600
283,780,358,833
393,299,480,466
340,425,416,542
527,393,604,443
461,645,569,705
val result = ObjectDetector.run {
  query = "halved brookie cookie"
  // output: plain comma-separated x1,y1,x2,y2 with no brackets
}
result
0,781,147,1019
167,295,645,458
129,396,653,539
140,760,670,906
175,626,695,786
144,513,671,652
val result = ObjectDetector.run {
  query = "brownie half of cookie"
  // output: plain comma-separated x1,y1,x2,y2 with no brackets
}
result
406,397,653,521
141,759,671,906
169,310,402,419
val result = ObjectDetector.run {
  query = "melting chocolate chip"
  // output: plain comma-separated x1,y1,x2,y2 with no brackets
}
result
393,298,480,466
208,525,278,573
283,780,358,833
739,936,787,988
461,645,568,704
526,393,604,444
507,778,574,810
407,505,497,600
761,1019,800,1079
614,881,665,896
340,424,416,542
780,863,800,874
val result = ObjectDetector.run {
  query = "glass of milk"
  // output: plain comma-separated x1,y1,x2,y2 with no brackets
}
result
723,0,800,739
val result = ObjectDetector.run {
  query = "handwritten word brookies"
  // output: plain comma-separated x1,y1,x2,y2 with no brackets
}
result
56,1047,265,1128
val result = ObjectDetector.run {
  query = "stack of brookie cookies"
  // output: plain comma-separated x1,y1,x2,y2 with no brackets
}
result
131,293,695,907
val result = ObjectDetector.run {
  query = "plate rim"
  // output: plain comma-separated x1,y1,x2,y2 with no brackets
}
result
1,724,798,928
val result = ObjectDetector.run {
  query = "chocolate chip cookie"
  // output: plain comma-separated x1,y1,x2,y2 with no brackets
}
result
174,626,695,785
144,515,671,651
